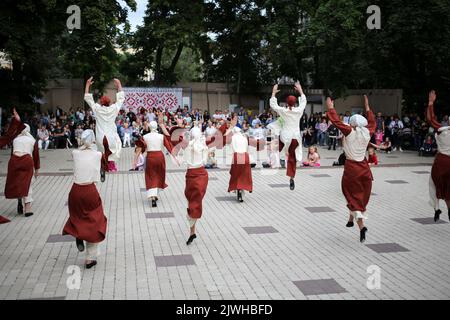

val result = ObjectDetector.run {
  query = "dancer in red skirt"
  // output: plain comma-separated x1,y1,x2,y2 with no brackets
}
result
0,109,24,224
142,120,174,208
84,77,124,182
160,118,213,245
5,124,40,217
269,82,307,190
228,126,253,202
426,90,450,222
326,95,376,242
63,130,106,269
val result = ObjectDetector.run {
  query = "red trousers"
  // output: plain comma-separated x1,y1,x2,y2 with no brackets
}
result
279,139,299,178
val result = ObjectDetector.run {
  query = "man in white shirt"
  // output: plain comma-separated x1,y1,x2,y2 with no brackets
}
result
269,81,307,190
84,77,124,181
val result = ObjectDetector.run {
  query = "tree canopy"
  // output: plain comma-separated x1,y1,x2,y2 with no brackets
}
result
1,0,449,112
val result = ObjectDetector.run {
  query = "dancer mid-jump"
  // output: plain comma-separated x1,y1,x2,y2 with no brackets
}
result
326,95,375,243
426,90,450,222
269,82,307,190
84,77,124,181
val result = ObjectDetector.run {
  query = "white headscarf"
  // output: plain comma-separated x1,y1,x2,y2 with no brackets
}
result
80,129,96,150
20,124,34,140
189,126,205,153
233,126,242,134
349,114,368,128
149,121,158,132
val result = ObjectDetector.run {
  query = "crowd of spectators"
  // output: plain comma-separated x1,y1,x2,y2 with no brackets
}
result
1,104,448,159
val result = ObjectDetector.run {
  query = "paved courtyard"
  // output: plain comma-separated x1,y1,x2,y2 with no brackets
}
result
0,146,449,300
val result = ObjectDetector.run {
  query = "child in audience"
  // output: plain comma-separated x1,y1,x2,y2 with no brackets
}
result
205,151,217,169
375,129,384,146
368,146,378,166
303,146,321,167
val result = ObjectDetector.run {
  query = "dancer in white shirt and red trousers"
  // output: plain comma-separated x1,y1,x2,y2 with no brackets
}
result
4,123,40,218
269,82,307,190
84,77,124,182
63,130,107,269
426,90,450,222
0,109,25,224
326,95,376,243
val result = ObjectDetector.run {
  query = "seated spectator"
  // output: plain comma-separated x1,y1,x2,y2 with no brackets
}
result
37,125,50,150
51,121,65,149
122,122,132,148
205,151,217,169
262,139,280,168
375,129,384,146
303,146,321,167
376,137,392,153
419,135,437,156
368,146,378,166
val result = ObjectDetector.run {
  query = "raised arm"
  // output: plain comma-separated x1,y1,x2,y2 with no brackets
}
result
364,95,376,135
0,109,25,147
269,84,283,113
114,78,125,110
325,98,352,136
84,77,97,110
426,90,442,130
293,82,307,114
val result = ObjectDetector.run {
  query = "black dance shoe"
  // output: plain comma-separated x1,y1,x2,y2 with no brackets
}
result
289,178,295,191
24,212,34,217
151,199,157,208
434,209,442,222
17,200,24,215
186,234,197,245
346,221,354,228
85,261,97,269
237,190,243,203
100,169,106,183
360,227,368,243
76,238,85,252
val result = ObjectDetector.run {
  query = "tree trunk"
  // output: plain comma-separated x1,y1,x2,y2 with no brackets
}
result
167,43,184,77
154,46,164,86
237,64,242,106
205,67,210,113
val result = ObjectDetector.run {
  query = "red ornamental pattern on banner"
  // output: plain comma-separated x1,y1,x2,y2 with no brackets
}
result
123,88,183,113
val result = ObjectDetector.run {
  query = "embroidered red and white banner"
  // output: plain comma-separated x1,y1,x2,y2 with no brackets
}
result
123,88,183,113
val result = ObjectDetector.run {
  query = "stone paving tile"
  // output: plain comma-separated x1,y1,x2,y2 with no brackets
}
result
215,196,237,202
411,218,448,225
293,279,347,296
310,174,331,178
154,255,196,268
412,171,431,174
145,212,175,219
46,235,75,243
268,184,289,188
366,243,410,254
385,180,409,184
305,207,336,213
243,226,279,235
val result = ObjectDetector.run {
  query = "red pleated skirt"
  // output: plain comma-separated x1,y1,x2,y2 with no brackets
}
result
341,159,373,213
5,154,34,199
145,151,168,190
228,152,253,192
0,215,10,224
431,153,450,201
185,167,209,219
63,183,107,243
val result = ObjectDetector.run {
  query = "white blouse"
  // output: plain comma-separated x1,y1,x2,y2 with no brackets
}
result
343,127,371,162
231,133,249,154
143,132,164,152
183,140,208,169
72,149,102,184
436,127,450,156
13,135,36,155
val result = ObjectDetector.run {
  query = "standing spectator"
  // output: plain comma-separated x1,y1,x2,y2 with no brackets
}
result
389,115,404,152
318,118,328,146
327,121,338,150
37,125,50,150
